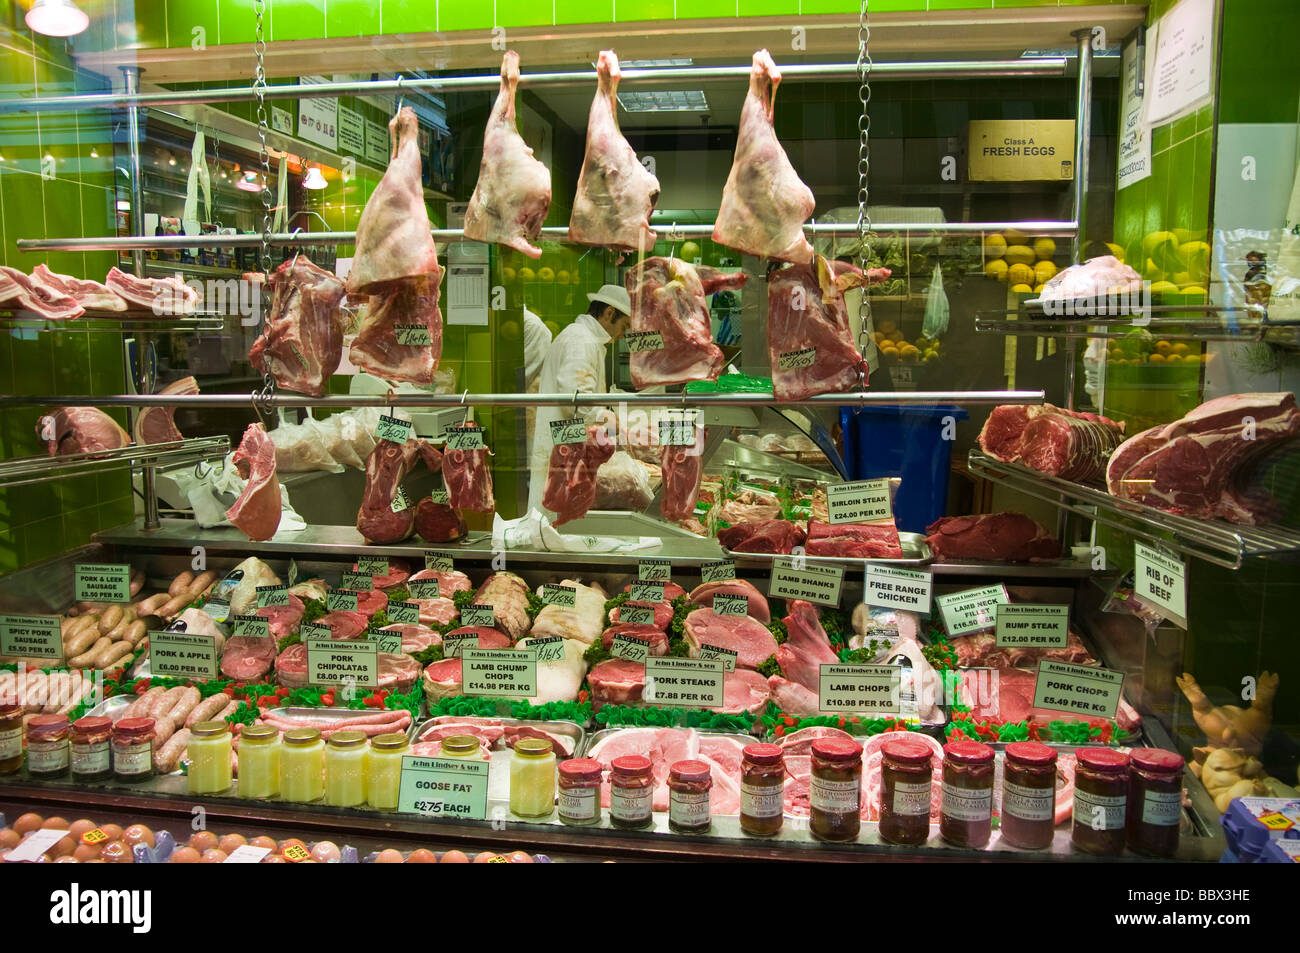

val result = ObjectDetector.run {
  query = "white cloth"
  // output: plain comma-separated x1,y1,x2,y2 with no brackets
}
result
528,313,613,514
494,509,662,554
522,307,552,391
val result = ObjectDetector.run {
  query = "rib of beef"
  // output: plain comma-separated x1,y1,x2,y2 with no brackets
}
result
356,437,443,544
713,50,816,263
249,256,346,397
568,51,660,253
660,424,706,522
0,265,84,319
30,264,125,312
542,424,615,525
105,266,199,314
463,51,552,259
226,423,281,541
624,257,745,388
39,408,130,455
924,512,1061,562
133,375,198,445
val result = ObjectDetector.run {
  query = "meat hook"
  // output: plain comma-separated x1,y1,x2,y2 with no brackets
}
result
394,74,404,112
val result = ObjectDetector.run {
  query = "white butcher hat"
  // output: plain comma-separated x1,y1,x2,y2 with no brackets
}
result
587,284,632,316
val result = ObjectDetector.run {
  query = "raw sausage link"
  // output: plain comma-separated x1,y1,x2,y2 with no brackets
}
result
64,626,102,658
62,613,99,645
168,570,195,597
152,686,189,719
20,672,49,712
41,672,69,712
126,686,165,719
133,593,170,616
69,637,110,669
154,728,189,773
93,640,133,670
215,699,241,721
122,620,148,646
98,605,123,635
167,686,201,725
153,713,176,745
56,675,93,715
129,569,145,596
185,693,231,728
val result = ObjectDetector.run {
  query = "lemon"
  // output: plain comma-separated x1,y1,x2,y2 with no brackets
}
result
984,258,1009,282
1010,283,1034,294
1149,353,1166,364
888,330,904,342
1033,283,1046,294
1172,228,1206,245
1142,231,1181,273
1155,341,1172,355
1143,259,1166,283
1182,354,1202,365
877,319,897,333
1033,238,1056,260
1170,342,1190,356
1172,271,1193,287
1005,245,1035,267
1033,260,1058,284
1003,228,1028,245
518,266,536,281
923,349,939,362
1008,263,1035,286
538,267,555,282
1150,280,1179,296
1180,286,1208,304
502,266,517,282
984,233,1008,258
1178,241,1211,283
1105,242,1127,263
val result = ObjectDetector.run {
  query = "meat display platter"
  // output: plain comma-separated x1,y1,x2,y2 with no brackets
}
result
411,716,587,761
723,531,932,567
264,706,421,742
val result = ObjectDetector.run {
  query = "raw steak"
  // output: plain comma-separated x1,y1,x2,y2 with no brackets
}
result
353,588,389,617
978,404,1126,483
529,579,606,645
717,498,780,524
408,568,473,595
687,579,770,624
713,50,815,263
568,51,660,253
249,255,346,397
683,607,778,669
442,423,495,512
356,437,442,544
924,512,1061,562
440,626,511,650
314,611,369,641
600,623,669,656
774,600,838,694
30,264,125,311
718,519,806,554
133,375,198,445
415,596,459,628
587,657,648,710
0,265,84,319
542,424,615,525
718,668,772,715
421,630,511,700
220,635,277,681
256,594,304,640
660,425,706,522
414,498,468,542
463,51,552,259
379,623,439,654
767,256,890,400
805,518,903,558
226,423,281,541
950,627,1094,670
274,642,309,688
624,257,746,388
105,266,199,314
349,274,442,386
39,407,130,455
353,558,410,590
472,572,531,642
377,652,420,692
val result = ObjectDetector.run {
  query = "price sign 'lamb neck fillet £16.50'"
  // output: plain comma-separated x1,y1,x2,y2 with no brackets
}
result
249,256,347,398
356,437,443,544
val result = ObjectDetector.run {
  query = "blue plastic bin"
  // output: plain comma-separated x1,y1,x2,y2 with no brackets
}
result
839,404,969,534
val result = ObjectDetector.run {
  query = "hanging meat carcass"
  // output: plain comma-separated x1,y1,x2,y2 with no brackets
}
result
660,425,706,523
249,256,347,397
441,423,495,512
463,51,552,259
39,408,130,456
356,437,443,544
542,424,616,525
226,423,282,541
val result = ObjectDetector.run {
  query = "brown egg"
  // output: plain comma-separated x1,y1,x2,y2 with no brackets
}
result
12,814,43,835
46,833,75,859
406,848,437,863
278,837,308,855
260,855,287,863
507,850,534,863
472,851,499,863
168,846,201,864
0,830,19,849
82,859,106,863
374,848,404,863
72,843,100,863
200,849,228,864
217,833,246,855
33,853,53,863
97,823,123,842
189,830,218,852
439,849,469,863
309,841,340,864
0,847,11,862
99,840,132,863
67,819,97,841
122,824,155,849
40,816,70,830
248,835,277,852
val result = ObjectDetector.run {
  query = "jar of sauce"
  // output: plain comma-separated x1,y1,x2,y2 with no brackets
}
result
940,740,994,848
237,724,279,798
1127,747,1184,858
1071,747,1130,855
111,717,155,783
71,716,113,782
325,730,368,807
0,702,22,774
1000,741,1057,849
440,734,486,760
879,735,933,846
810,738,863,843
510,737,556,818
188,720,233,794
279,727,325,803
740,743,785,837
26,713,71,779
367,732,408,811
668,759,713,834
557,758,603,826
609,755,654,830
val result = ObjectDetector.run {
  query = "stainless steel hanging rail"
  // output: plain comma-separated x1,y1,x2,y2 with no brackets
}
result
0,436,229,489
0,59,1069,114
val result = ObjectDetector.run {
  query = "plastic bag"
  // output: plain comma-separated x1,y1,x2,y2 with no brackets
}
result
493,509,662,553
593,451,654,511
922,263,949,338
270,417,342,473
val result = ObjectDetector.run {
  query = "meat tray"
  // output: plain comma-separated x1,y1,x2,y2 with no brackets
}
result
264,706,421,742
83,694,185,774
411,715,586,761
723,531,933,567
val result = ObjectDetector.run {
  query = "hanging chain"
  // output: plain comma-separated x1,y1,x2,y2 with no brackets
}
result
252,0,275,415
855,0,873,393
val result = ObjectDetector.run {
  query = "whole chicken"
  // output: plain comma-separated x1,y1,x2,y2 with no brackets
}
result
1177,670,1278,755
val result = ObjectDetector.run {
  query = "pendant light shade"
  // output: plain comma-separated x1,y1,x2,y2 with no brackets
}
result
26,0,89,37
303,165,328,190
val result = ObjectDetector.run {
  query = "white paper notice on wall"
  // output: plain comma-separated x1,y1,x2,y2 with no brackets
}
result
1142,0,1215,127
1117,37,1151,191
298,75,338,150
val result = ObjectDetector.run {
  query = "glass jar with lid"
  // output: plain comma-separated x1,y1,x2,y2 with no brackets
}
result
1071,747,1130,855
810,738,863,843
609,755,654,830
557,758,603,826
71,716,113,782
668,760,713,834
0,702,23,774
26,714,71,779
440,734,486,760
939,740,994,848
325,730,368,807
1126,747,1184,858
188,720,233,794
1000,741,1057,849
279,727,325,803
368,732,408,811
111,717,155,783
237,724,279,799
879,735,934,846
510,737,556,818
740,743,784,837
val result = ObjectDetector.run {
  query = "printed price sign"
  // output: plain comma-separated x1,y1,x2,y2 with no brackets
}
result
1032,660,1124,721
826,479,893,525
462,604,495,628
610,632,650,662
372,632,403,655
700,560,736,583
398,756,489,820
408,579,440,599
769,557,844,606
150,631,219,680
625,330,665,352
1134,542,1187,628
819,664,901,715
444,427,485,451
936,584,1009,637
712,593,749,617
395,324,433,347
340,571,373,592
644,657,724,708
995,604,1069,648
75,563,130,603
6,828,70,863
443,630,478,658
864,565,932,614
327,590,359,612
224,845,273,864
0,614,63,661
696,643,737,672
424,550,455,572
550,418,587,445
256,585,289,608
628,581,665,604
388,601,420,624
230,615,270,639
430,489,450,504
618,604,655,626
463,648,536,697
528,636,566,663
307,637,378,688
658,418,697,448
375,414,413,444
638,558,671,581
357,557,389,577
541,584,576,608
778,347,816,371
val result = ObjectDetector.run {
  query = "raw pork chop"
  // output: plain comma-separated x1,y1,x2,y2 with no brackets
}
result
774,600,837,694
542,424,615,525
0,265,84,319
713,50,815,263
31,264,125,311
442,423,495,512
348,274,442,386
687,579,770,624
274,642,309,688
226,423,281,541
588,658,647,710
767,256,889,400
39,407,130,455
105,266,199,314
718,668,771,715
960,668,1141,733
356,437,442,544
660,425,705,522
805,518,903,558
624,257,746,387
924,512,1061,562
463,51,551,258
568,51,660,253
249,255,346,397
414,498,468,542
133,375,198,445
683,607,778,669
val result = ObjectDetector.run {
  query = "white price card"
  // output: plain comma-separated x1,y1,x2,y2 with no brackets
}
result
643,657,724,708
864,565,932,614
625,330,664,352
610,632,651,662
826,479,893,525
223,844,273,864
936,584,1009,637
768,557,843,606
699,560,736,583
550,418,587,445
424,550,454,572
307,638,378,688
463,648,536,697
150,631,218,680
1134,542,1187,628
375,414,413,444
443,630,478,658
638,558,671,581
7,828,71,862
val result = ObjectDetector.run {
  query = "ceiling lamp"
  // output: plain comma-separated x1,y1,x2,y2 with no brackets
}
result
236,171,262,193
302,165,328,190
26,0,89,37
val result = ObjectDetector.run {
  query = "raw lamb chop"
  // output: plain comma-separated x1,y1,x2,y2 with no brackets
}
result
568,51,660,253
542,424,615,525
687,579,770,624
39,407,130,455
805,518,903,558
624,257,746,388
356,437,442,544
226,423,281,541
249,255,346,397
463,51,552,259
220,633,277,682
0,265,84,319
348,274,442,386
660,425,705,522
529,579,607,645
682,607,778,669
105,266,200,314
414,498,468,542
442,423,495,512
31,264,125,311
767,256,890,400
133,375,198,445
924,512,1061,562
713,50,815,264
